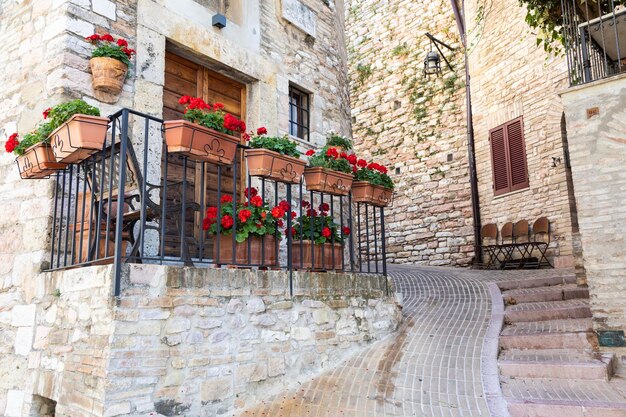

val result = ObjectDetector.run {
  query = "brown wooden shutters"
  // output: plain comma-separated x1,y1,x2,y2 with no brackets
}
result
489,117,529,196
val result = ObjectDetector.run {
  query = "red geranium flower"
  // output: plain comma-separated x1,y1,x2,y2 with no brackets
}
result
250,195,263,208
101,33,114,42
339,152,348,160
305,149,315,156
117,38,128,47
279,200,290,212
43,107,51,119
221,194,233,204
347,154,357,165
319,203,329,213
256,127,267,135
271,206,285,219
85,34,101,42
206,206,218,219
224,113,246,133
357,159,367,168
243,133,251,141
221,215,234,229
277,219,284,228
5,133,19,153
322,227,331,238
238,209,252,223
306,208,318,217
342,226,351,236
291,211,297,219
352,165,358,173
301,200,310,208
245,187,258,198
178,95,191,105
213,102,225,110
326,147,339,159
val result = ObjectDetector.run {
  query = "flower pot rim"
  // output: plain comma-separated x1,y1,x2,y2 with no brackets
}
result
47,113,110,142
90,56,129,67
163,119,242,142
245,147,305,163
353,180,393,191
304,166,353,178
20,141,51,155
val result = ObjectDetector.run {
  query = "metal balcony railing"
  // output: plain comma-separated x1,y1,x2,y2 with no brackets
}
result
46,108,388,296
562,0,626,85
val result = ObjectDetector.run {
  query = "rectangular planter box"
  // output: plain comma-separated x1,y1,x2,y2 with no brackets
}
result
291,240,343,271
245,148,306,184
352,181,393,207
16,142,66,179
50,114,110,164
163,120,240,166
214,234,278,266
303,167,353,196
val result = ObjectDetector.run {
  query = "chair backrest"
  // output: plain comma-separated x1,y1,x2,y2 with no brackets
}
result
514,220,529,243
87,141,140,201
501,222,514,243
481,224,498,244
533,217,550,243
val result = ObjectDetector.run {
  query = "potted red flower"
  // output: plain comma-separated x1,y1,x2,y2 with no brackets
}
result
351,160,394,207
202,187,291,266
289,201,351,271
86,33,135,96
163,96,246,165
303,146,354,196
5,126,66,179
47,100,109,164
245,127,306,184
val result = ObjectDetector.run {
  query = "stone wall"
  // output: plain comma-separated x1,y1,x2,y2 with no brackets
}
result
466,0,582,270
345,0,474,266
346,0,582,268
0,265,400,416
560,74,626,343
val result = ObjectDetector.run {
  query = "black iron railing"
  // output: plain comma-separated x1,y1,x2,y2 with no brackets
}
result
562,0,626,85
47,109,388,296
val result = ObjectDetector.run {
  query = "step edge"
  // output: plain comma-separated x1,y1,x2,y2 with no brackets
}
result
505,397,626,409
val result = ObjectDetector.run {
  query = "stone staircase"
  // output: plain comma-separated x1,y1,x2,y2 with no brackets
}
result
497,273,626,417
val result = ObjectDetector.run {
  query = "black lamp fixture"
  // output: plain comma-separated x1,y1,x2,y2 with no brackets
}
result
423,33,455,76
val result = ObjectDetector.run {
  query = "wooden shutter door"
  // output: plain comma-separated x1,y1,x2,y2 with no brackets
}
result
506,118,529,192
490,126,511,196
162,52,246,258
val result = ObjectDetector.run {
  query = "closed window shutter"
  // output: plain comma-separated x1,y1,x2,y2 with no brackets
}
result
506,119,529,191
490,127,511,196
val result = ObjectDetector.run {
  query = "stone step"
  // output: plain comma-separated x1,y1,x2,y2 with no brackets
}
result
500,318,596,350
499,349,615,380
507,398,626,417
504,299,591,323
503,284,589,305
497,274,576,291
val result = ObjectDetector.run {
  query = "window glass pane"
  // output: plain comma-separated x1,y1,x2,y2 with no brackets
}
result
289,85,310,141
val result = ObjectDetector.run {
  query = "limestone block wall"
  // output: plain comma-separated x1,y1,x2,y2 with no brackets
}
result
0,265,400,417
0,266,115,417
466,0,581,269
560,75,626,342
345,0,474,266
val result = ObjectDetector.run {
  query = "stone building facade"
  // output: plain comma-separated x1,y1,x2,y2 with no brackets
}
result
346,0,582,269
0,1,400,416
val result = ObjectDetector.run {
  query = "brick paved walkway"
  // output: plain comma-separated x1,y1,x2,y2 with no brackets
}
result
236,265,504,417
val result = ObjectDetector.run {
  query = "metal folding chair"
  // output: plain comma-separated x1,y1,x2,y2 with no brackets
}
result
513,220,533,268
529,217,553,268
478,223,499,269
499,222,516,269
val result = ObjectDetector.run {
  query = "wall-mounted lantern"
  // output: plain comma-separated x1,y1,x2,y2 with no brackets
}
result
423,33,455,76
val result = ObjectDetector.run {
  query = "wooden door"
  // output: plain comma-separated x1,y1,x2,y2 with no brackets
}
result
162,51,246,258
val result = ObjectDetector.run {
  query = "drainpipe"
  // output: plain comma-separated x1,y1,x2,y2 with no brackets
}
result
450,0,482,264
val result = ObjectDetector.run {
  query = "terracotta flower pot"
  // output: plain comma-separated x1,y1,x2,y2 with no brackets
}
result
90,57,128,95
214,234,278,266
245,148,306,184
352,181,393,207
163,120,240,165
16,142,67,179
50,114,110,164
370,184,393,207
291,240,343,271
303,167,353,196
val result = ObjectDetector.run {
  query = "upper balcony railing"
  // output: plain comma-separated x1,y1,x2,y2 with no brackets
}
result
562,0,626,85
44,109,389,296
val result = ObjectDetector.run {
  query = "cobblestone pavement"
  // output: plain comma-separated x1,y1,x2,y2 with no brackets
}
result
236,265,509,417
